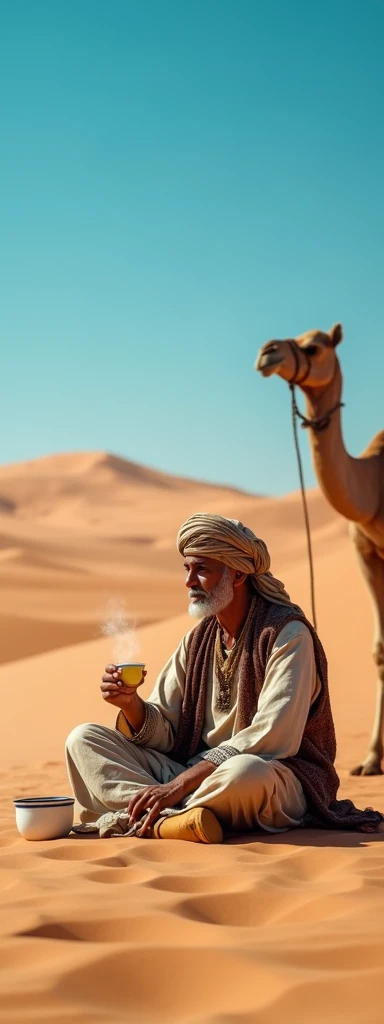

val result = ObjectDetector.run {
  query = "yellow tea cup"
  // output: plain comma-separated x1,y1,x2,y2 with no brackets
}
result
117,663,146,688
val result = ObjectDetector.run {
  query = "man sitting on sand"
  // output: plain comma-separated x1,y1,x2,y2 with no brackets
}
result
66,514,384,842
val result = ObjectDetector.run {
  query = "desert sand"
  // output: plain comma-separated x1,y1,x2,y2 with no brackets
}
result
1,452,384,1023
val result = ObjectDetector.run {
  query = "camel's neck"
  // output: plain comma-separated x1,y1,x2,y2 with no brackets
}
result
302,363,379,524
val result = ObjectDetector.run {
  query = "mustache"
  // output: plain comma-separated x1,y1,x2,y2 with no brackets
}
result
188,589,207,599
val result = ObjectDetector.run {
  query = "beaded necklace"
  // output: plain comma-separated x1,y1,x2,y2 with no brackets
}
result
214,617,247,712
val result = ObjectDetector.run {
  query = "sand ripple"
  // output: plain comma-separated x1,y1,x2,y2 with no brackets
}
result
2,766,384,1023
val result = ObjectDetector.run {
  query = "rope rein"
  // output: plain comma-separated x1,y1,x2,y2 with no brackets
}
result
290,392,345,433
286,341,344,632
289,383,318,631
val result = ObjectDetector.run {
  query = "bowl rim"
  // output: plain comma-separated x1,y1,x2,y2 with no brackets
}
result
14,796,75,807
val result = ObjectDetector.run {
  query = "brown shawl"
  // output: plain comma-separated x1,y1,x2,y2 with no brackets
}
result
171,596,382,832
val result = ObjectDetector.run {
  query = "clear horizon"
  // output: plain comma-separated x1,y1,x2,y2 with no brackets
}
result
2,0,383,495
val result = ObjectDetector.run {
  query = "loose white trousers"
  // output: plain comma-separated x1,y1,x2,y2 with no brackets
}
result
66,722,307,833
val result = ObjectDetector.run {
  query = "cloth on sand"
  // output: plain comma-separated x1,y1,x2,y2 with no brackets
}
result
177,512,292,607
72,810,146,838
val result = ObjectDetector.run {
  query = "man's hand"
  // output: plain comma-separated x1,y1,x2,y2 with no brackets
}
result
101,664,146,710
128,778,187,836
128,759,216,836
101,664,147,733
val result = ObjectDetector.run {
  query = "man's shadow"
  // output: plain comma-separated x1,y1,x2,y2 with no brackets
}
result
225,828,384,849
67,828,384,848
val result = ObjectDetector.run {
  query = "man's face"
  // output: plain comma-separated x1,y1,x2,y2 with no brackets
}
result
183,555,235,618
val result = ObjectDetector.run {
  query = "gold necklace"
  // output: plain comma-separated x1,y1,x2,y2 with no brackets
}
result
214,622,246,712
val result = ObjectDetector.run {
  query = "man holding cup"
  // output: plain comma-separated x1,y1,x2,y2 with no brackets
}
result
66,514,384,841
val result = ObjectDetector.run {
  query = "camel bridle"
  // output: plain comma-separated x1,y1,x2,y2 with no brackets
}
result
286,339,344,432
286,339,312,387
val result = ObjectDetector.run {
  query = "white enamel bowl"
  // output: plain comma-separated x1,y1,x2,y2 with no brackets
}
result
14,796,75,841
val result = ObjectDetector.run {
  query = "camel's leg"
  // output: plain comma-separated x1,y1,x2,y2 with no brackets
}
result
350,525,384,776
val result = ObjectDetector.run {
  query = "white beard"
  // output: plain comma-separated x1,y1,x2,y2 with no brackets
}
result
188,566,234,619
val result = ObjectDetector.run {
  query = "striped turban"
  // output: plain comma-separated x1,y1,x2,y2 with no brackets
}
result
177,513,292,607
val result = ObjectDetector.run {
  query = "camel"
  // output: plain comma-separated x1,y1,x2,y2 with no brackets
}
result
255,324,384,776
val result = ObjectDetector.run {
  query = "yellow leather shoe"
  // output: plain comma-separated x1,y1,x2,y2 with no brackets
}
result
153,807,223,844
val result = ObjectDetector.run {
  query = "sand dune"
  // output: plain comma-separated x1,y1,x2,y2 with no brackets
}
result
1,452,384,1023
0,452,263,664
0,451,340,665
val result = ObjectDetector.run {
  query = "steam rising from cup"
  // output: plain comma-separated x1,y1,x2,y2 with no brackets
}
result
100,599,140,665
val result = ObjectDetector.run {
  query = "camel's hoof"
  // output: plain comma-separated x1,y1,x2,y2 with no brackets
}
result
350,761,384,777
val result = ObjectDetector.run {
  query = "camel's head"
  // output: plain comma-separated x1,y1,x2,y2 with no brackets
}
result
255,323,343,390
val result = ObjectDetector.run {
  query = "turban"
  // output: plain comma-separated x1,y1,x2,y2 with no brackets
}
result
177,513,292,607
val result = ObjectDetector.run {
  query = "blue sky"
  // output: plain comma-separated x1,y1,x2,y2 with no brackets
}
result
1,0,383,494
